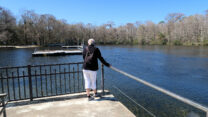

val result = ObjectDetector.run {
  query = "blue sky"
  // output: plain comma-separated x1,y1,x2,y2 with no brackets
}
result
1,0,208,25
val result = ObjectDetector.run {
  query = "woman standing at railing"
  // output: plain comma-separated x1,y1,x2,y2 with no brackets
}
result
83,39,111,101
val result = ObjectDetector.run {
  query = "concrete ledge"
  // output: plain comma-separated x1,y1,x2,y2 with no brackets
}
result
5,91,135,117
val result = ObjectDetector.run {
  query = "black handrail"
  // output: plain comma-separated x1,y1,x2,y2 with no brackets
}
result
0,62,104,102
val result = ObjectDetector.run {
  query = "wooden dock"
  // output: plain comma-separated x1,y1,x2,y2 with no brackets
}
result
32,50,82,57
62,45,83,48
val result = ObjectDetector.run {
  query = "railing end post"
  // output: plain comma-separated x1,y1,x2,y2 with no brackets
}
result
2,94,7,117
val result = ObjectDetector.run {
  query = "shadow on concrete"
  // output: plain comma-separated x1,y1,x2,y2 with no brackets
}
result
93,96,117,102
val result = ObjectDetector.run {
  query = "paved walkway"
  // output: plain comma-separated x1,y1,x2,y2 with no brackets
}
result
5,91,135,117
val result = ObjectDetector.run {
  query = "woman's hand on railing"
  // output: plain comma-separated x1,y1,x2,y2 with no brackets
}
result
105,63,111,67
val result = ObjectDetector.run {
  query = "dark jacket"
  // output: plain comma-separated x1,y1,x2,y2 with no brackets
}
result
83,45,110,71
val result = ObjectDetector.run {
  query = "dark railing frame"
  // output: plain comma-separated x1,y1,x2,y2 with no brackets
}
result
0,62,105,102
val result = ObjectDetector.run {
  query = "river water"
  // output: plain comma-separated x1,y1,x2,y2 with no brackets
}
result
0,45,208,117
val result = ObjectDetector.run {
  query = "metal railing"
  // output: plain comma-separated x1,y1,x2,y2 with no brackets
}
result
0,62,104,102
0,93,7,117
108,66,208,117
2,62,207,116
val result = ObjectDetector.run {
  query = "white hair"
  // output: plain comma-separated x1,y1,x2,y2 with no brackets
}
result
88,38,95,45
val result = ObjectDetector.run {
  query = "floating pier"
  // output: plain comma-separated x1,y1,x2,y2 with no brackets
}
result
62,45,83,48
32,45,83,57
32,50,82,57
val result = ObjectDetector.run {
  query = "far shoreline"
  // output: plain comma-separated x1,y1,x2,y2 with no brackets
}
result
0,45,40,48
1,44,208,49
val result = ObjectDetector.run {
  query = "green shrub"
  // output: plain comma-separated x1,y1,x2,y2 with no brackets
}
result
173,40,182,45
203,39,208,46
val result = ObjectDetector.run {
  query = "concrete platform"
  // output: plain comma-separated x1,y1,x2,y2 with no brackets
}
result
4,91,135,117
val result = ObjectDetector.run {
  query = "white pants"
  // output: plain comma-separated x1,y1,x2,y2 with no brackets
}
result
83,69,97,90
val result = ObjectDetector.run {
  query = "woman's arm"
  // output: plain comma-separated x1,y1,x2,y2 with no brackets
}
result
96,48,110,67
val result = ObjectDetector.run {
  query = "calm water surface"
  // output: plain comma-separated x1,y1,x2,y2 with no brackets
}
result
0,45,208,116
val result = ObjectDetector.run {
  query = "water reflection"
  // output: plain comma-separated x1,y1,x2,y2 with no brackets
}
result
0,45,208,116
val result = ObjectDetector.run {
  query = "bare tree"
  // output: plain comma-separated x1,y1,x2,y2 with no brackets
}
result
0,7,16,45
1,6,208,46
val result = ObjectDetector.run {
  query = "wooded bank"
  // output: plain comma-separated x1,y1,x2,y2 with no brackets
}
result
1,6,208,46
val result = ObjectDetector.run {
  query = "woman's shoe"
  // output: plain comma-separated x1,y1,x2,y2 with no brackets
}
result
87,95,94,101
93,93,100,97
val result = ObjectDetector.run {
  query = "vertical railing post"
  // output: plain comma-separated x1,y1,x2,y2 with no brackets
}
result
2,95,7,117
28,65,33,101
5,68,10,101
206,111,208,117
101,64,105,95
